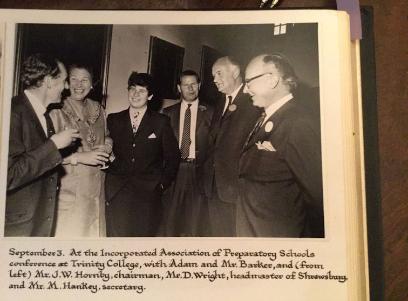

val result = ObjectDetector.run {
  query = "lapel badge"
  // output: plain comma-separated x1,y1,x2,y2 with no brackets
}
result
228,104,237,112
265,121,273,133
198,105,207,111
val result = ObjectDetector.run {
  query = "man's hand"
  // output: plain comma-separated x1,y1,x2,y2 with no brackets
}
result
50,129,81,149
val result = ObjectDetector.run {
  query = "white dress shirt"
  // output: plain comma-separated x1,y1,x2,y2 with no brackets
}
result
24,89,47,135
262,93,294,125
223,83,243,115
129,106,147,132
179,99,198,159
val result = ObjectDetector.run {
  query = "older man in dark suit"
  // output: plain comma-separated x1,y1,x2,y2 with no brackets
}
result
6,53,80,237
161,70,213,236
203,56,261,236
238,54,324,237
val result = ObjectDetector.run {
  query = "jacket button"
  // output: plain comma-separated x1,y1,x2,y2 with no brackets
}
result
47,217,51,221
131,158,135,163
106,201,110,206
132,144,136,147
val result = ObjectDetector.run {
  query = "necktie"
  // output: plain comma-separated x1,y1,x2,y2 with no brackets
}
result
244,111,266,148
180,104,192,159
223,95,233,116
132,111,140,133
44,110,55,138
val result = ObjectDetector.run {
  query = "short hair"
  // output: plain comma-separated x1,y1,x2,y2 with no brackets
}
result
21,53,61,89
263,54,298,91
215,56,242,75
127,72,154,96
179,70,200,84
68,63,94,83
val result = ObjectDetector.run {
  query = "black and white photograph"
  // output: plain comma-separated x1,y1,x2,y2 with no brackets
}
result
3,21,323,238
0,9,374,301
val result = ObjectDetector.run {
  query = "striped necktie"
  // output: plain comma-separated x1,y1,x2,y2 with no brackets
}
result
223,95,233,116
132,111,140,133
180,104,192,159
244,111,266,148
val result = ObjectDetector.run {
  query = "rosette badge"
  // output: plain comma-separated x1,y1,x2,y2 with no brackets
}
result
265,121,273,133
198,105,207,111
228,104,237,112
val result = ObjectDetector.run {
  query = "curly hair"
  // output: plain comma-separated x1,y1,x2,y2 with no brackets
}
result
21,53,61,89
262,54,298,91
127,72,155,96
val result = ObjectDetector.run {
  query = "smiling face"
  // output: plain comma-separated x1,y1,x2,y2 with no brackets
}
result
178,75,200,103
128,84,150,109
68,67,92,101
212,60,239,95
244,56,280,108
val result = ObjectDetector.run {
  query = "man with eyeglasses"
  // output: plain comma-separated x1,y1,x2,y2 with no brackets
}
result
202,56,261,236
160,70,213,236
238,54,324,237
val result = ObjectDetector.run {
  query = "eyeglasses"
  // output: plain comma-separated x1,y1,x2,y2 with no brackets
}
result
244,72,273,87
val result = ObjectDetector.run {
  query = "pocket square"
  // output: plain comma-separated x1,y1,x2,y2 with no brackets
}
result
256,141,276,152
148,133,157,139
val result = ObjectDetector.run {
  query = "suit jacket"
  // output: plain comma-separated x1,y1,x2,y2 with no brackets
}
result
105,108,180,201
6,94,62,237
162,101,213,169
203,86,261,203
238,97,324,237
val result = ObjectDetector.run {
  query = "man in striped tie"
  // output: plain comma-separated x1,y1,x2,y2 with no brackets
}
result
238,54,323,237
161,70,213,236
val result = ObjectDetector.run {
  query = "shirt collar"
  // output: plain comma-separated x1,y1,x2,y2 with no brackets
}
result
24,89,47,115
226,83,243,102
129,106,147,117
264,93,293,122
181,99,199,109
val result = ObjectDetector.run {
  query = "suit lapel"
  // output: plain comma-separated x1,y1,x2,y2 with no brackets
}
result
123,108,134,138
222,86,245,122
196,102,205,133
21,94,47,140
173,104,181,142
242,100,294,152
134,109,154,139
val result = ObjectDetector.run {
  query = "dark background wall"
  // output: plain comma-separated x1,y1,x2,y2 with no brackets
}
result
107,23,318,113
0,1,406,300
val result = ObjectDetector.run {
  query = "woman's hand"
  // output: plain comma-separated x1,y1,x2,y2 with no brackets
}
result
92,143,113,154
76,150,110,166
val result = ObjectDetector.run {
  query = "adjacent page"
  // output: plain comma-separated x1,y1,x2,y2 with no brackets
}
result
0,9,368,301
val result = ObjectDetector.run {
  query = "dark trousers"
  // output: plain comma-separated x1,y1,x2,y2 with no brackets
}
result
159,161,210,237
208,183,236,237
105,175,162,237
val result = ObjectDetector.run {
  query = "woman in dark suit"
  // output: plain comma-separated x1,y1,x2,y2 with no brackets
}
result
105,72,180,237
